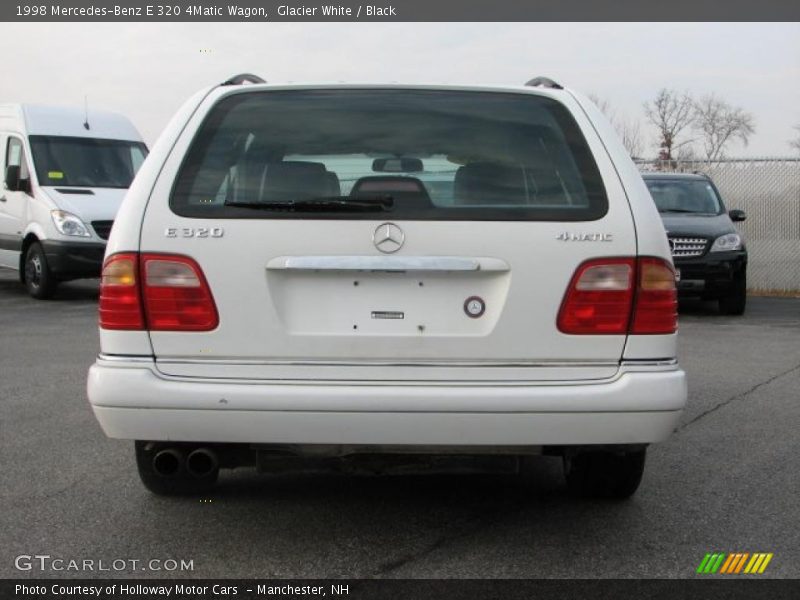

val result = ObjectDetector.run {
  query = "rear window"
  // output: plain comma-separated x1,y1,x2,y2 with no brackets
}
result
171,89,608,221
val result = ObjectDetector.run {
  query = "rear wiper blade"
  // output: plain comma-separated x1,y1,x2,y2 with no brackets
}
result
225,196,393,212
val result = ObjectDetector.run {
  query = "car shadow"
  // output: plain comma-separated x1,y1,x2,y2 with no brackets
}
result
178,455,572,505
0,270,99,302
677,297,723,316
53,279,100,301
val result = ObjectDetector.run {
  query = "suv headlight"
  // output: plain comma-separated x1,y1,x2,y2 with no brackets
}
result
51,210,91,238
710,232,742,253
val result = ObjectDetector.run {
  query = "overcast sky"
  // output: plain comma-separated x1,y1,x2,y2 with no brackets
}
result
1,22,798,157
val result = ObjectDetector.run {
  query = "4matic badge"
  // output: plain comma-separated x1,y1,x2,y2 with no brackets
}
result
556,232,613,242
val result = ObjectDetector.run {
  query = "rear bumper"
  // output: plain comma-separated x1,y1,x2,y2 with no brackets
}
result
675,250,747,298
41,240,106,280
88,359,687,446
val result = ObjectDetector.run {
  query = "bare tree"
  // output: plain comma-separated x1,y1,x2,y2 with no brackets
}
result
588,94,645,159
790,125,800,154
644,89,695,161
616,119,644,159
675,144,698,162
693,94,755,161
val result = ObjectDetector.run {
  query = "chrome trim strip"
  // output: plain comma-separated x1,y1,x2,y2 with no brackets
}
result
97,354,154,363
147,370,624,387
267,256,509,272
154,358,619,368
621,359,678,367
101,355,676,369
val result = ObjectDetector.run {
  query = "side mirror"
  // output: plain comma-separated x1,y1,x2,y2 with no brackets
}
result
729,209,746,222
4,165,21,191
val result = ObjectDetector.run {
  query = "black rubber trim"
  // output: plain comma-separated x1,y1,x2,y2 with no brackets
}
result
40,240,106,280
0,234,22,252
54,188,94,195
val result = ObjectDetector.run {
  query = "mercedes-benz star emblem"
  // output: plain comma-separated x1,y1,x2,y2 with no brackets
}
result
373,222,405,254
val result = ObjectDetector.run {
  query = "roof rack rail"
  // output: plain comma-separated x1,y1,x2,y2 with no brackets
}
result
524,76,563,90
221,73,266,86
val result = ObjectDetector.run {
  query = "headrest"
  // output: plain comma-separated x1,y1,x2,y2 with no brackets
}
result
453,162,529,205
325,171,341,197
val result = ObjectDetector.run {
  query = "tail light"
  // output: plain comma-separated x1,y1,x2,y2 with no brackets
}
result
557,258,636,334
558,257,677,335
99,253,144,330
630,258,678,334
99,253,218,331
141,254,218,331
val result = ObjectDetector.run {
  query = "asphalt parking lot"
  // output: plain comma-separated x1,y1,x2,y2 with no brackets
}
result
1,269,798,579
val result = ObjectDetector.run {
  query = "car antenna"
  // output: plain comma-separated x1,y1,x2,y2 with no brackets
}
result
83,95,90,130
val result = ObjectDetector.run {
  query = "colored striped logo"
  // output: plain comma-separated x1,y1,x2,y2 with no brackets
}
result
696,552,773,574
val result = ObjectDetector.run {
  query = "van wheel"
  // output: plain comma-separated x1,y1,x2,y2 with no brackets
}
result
719,273,746,316
135,441,219,496
564,449,646,499
24,242,58,299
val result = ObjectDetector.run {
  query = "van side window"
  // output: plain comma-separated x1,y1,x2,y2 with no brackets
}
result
6,137,30,180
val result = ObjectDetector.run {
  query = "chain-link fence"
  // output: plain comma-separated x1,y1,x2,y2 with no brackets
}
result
637,158,800,294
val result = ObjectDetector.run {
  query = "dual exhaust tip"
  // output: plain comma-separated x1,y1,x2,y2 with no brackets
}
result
152,447,218,479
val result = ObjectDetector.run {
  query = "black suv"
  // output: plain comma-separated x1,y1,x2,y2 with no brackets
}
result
642,172,748,315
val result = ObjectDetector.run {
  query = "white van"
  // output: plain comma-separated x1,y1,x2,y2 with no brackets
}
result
88,75,687,498
0,104,147,298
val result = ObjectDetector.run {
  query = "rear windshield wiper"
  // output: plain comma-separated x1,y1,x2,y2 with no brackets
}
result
225,196,393,212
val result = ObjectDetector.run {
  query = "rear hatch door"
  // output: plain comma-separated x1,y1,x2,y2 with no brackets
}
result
141,86,635,381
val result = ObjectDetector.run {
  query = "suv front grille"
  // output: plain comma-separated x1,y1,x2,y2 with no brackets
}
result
668,236,707,258
92,221,113,240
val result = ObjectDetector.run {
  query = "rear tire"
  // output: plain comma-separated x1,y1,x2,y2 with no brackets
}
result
718,273,746,316
135,441,218,496
24,242,58,299
564,449,646,499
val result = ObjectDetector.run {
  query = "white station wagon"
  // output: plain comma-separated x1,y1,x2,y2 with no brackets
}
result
87,74,687,498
